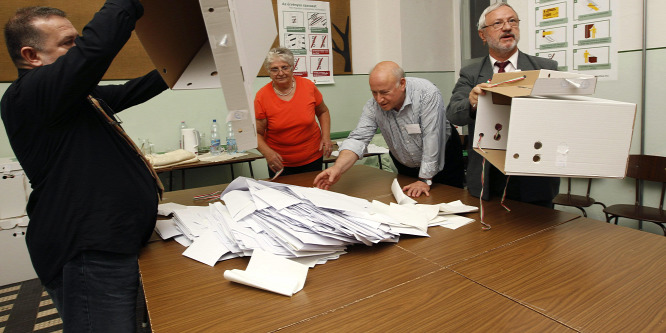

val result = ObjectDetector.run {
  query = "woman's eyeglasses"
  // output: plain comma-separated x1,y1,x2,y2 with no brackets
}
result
269,66,292,73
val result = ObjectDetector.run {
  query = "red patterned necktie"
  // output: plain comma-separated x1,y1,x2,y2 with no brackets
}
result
495,61,510,73
88,96,164,200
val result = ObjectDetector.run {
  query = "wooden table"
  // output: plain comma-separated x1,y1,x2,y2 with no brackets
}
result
140,166,666,332
154,152,263,190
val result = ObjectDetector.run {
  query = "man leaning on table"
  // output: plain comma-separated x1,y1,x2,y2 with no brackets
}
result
314,61,464,198
1,0,168,331
446,3,560,208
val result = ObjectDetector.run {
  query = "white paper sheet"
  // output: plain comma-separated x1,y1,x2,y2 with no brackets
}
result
173,234,193,247
155,219,182,239
182,231,230,266
430,215,475,229
223,249,309,296
391,178,417,205
222,190,258,221
157,202,187,216
438,200,479,215
371,200,428,232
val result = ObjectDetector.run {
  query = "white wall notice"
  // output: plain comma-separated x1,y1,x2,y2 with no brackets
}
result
528,0,619,80
278,0,334,84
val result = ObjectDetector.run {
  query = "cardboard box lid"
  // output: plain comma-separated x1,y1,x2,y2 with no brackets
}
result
472,148,507,174
135,0,209,89
135,0,277,151
482,70,597,98
135,0,276,91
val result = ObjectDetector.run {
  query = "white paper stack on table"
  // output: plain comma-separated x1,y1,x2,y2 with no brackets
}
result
155,177,479,295
157,177,478,268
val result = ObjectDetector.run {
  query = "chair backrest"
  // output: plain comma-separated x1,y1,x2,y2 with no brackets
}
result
626,155,666,182
625,155,666,209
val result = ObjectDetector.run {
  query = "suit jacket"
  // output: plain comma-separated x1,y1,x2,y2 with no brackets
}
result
446,51,560,202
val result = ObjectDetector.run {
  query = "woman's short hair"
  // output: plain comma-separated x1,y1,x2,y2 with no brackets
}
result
264,47,295,70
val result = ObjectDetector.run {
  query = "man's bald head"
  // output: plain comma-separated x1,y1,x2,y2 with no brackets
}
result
369,61,405,83
369,61,406,111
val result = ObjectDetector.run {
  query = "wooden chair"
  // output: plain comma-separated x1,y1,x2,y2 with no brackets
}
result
553,178,606,217
603,154,666,235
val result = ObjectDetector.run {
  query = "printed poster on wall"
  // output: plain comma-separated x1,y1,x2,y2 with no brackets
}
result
278,0,334,84
528,0,618,80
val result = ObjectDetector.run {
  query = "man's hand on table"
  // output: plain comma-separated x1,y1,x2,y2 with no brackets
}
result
402,181,430,198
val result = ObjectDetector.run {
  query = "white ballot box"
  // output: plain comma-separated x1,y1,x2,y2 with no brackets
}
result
0,158,37,285
0,158,29,220
135,0,277,152
473,70,636,178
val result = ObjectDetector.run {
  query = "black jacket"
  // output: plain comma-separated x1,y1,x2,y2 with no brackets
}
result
1,0,168,285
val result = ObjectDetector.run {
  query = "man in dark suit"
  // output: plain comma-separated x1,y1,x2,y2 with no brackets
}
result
446,3,560,207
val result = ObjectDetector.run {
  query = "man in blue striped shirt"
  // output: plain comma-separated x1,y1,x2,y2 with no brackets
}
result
314,61,464,198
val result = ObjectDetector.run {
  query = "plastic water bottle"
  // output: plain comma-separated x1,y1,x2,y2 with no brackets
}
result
226,122,237,154
210,119,222,156
179,121,188,149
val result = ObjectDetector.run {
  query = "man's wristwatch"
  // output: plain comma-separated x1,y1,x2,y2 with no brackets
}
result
419,179,432,186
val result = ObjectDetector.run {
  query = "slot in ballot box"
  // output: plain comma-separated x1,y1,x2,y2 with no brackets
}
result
473,70,636,178
0,158,37,285
134,0,277,152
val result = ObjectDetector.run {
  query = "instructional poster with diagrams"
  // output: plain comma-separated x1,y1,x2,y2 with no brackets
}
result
278,0,334,84
528,0,618,80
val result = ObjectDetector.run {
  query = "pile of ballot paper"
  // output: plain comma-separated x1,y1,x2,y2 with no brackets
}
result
156,177,477,267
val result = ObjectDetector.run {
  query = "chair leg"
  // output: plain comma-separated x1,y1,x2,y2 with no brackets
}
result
593,202,607,210
575,206,587,217
614,217,619,225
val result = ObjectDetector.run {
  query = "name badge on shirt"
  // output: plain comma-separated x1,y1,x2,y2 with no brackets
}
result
405,124,421,134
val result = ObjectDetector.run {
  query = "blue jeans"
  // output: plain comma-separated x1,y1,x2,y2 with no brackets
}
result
44,250,139,333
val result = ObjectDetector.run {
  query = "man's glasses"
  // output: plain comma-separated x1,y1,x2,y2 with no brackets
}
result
482,18,520,30
269,65,292,73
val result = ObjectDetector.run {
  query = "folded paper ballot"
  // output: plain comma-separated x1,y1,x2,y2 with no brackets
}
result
154,219,182,239
224,249,309,296
391,178,417,205
157,202,187,216
438,200,479,215
429,215,475,229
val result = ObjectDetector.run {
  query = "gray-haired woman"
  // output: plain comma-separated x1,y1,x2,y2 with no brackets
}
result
254,47,333,178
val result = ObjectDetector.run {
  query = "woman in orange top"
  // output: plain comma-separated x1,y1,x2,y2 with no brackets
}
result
255,47,333,178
